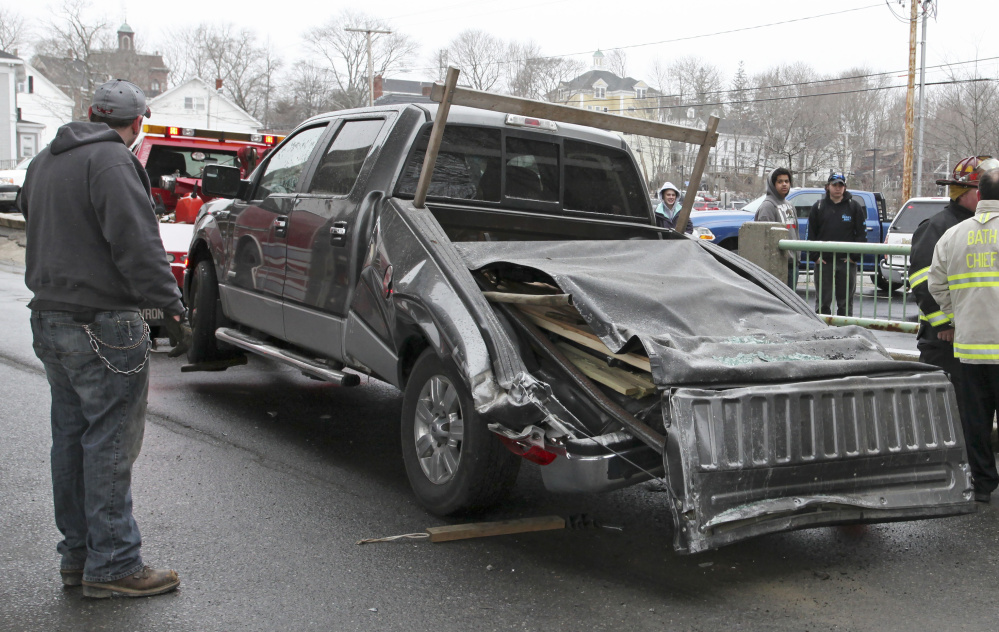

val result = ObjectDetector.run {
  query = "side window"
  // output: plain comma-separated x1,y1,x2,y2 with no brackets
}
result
309,119,385,195
791,192,822,219
504,137,558,202
255,125,327,199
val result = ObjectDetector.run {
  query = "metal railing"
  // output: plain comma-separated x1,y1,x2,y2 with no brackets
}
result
0,159,19,170
779,239,916,334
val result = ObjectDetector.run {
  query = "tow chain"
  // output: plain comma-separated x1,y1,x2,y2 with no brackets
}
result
83,321,151,376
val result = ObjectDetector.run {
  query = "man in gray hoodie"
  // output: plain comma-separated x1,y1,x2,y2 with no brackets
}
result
20,80,184,598
753,167,799,287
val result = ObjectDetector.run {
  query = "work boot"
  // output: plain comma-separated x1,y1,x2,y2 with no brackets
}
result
60,569,83,587
82,566,180,598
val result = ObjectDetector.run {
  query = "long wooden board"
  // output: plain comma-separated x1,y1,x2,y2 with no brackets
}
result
556,342,656,398
426,516,566,543
517,305,653,373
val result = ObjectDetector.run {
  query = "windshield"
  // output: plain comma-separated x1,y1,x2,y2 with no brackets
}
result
145,145,239,185
891,200,949,232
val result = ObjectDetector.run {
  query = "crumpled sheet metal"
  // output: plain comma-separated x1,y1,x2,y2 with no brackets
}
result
454,239,930,386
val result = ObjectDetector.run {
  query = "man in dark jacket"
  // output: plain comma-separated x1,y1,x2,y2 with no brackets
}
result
807,173,867,315
753,167,799,287
20,80,185,598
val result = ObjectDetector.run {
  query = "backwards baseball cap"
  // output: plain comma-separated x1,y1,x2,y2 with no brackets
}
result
827,173,847,185
89,79,151,120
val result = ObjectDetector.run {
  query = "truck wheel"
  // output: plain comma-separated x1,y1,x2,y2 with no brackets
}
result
401,349,520,515
187,259,225,363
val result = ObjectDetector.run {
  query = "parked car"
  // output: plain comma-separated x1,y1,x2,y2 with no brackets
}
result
0,156,32,212
877,197,950,291
692,188,890,268
186,97,973,554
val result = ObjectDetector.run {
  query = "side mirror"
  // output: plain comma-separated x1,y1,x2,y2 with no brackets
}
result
201,164,246,199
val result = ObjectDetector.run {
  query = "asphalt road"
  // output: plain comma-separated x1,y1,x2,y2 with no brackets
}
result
1,264,997,632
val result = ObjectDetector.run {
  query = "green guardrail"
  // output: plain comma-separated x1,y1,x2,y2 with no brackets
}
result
777,239,916,332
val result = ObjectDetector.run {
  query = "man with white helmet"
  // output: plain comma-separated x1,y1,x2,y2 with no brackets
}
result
653,182,693,234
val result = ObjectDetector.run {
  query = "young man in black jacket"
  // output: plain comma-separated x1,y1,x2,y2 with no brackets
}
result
807,173,867,316
20,80,187,598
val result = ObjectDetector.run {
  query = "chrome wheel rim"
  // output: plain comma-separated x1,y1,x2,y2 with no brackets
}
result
413,375,464,485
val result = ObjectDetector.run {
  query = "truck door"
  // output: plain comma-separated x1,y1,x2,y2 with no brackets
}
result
282,117,388,359
224,124,328,339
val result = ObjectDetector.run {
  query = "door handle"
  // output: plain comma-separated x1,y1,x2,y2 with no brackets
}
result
330,221,348,247
274,215,288,238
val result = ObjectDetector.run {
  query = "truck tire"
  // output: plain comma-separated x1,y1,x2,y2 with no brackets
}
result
401,349,520,515
187,259,225,364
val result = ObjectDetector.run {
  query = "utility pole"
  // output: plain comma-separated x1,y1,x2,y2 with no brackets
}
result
345,27,392,107
902,0,919,201
915,0,935,196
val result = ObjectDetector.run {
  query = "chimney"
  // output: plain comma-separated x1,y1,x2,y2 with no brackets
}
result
373,75,383,102
215,78,223,91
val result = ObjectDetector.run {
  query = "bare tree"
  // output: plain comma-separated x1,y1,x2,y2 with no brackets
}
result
506,40,584,101
305,11,419,110
751,63,830,182
606,49,628,78
442,29,504,92
33,0,113,118
0,7,26,53
270,61,337,130
162,23,280,121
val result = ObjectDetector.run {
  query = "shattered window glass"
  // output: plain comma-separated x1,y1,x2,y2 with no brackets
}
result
397,126,501,201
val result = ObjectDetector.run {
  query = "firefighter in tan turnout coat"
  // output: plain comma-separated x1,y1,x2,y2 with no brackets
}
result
929,167,999,504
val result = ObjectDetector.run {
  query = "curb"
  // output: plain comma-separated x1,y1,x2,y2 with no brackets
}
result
0,213,24,229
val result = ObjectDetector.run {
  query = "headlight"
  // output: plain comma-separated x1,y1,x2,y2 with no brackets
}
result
0,177,14,185
692,226,715,240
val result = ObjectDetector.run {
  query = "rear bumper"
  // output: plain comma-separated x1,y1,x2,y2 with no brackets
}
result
663,371,975,553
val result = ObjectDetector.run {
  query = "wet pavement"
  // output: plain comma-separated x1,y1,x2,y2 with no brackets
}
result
0,264,995,632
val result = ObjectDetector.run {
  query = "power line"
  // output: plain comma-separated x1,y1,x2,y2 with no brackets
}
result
599,77,993,116
396,3,885,74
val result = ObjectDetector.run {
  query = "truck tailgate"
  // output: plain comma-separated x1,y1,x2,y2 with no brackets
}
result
664,372,975,553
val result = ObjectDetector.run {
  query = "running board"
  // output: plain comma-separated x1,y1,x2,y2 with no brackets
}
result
214,327,361,387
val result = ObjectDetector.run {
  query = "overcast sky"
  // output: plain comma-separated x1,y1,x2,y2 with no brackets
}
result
20,0,999,88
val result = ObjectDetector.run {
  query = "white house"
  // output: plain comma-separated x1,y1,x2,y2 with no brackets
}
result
16,63,74,156
148,78,262,133
0,51,22,166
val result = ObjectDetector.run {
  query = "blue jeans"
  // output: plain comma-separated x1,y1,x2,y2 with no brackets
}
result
31,310,150,583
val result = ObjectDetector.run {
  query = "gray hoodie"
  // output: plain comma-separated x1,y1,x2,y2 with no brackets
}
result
20,122,183,316
753,167,799,261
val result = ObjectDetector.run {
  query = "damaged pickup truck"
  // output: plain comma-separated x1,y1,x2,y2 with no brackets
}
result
186,69,975,553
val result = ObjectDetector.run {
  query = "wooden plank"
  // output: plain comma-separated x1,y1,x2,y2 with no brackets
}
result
675,114,721,233
517,305,652,373
556,342,656,398
413,67,460,209
430,81,719,147
426,516,566,543
482,291,573,307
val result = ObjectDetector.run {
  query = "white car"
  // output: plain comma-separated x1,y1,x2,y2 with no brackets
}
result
877,196,949,291
0,156,33,212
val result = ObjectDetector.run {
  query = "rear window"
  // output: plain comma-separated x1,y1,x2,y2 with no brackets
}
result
396,124,648,219
891,200,949,232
